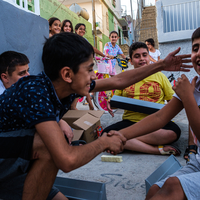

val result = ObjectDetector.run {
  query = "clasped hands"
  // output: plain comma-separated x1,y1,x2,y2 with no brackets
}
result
101,130,127,155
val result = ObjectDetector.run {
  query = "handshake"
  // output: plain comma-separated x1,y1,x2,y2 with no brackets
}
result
99,131,127,155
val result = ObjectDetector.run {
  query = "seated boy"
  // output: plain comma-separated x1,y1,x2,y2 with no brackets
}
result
111,27,200,200
0,32,191,200
0,51,30,93
104,42,181,155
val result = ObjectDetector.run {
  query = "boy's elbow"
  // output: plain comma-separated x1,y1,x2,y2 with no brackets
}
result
56,156,78,173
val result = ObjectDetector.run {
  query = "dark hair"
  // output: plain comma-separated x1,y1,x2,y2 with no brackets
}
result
75,23,86,33
192,27,200,42
0,51,29,77
145,38,155,47
109,31,118,37
129,42,149,58
61,19,73,33
42,32,94,81
48,17,60,27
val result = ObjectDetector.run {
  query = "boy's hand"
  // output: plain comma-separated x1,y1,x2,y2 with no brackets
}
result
59,119,74,144
163,48,193,71
173,74,198,100
101,131,126,154
107,100,114,117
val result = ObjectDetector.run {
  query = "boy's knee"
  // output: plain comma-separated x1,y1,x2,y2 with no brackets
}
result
146,184,160,200
162,177,180,193
31,132,52,160
169,130,178,141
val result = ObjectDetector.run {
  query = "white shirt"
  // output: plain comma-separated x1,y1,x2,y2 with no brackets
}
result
149,49,161,64
0,80,6,95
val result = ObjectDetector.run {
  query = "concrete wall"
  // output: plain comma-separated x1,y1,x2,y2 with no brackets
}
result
0,0,49,75
160,39,197,81
156,0,198,43
156,0,197,80
102,3,110,37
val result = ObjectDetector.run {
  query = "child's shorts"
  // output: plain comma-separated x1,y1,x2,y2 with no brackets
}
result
0,129,59,200
155,153,200,200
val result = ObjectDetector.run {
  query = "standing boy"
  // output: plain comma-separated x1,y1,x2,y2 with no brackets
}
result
0,32,191,200
112,27,200,200
104,31,127,76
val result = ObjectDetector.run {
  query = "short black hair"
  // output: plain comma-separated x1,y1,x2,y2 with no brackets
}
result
192,27,200,42
129,42,149,58
0,51,29,77
61,19,73,33
145,38,155,47
109,31,118,37
42,32,94,81
75,23,86,33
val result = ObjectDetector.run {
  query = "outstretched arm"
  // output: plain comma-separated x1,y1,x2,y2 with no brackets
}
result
107,97,183,140
93,48,192,92
35,121,126,173
93,47,105,57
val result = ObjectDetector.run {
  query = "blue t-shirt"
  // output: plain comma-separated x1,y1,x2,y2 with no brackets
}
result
0,72,95,132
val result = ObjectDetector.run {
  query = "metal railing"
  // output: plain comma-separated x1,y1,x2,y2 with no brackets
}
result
4,0,40,15
163,0,200,33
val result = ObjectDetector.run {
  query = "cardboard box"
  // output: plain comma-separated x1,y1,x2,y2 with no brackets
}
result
62,110,104,143
110,95,165,114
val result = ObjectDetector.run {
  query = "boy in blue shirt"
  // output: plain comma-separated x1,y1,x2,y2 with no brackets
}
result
0,32,192,200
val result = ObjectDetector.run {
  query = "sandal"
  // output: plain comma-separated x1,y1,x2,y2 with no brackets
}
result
183,145,197,160
158,145,181,156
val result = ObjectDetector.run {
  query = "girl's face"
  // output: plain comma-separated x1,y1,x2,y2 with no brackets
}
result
49,20,61,35
76,25,86,37
145,42,153,51
109,33,119,44
63,22,72,32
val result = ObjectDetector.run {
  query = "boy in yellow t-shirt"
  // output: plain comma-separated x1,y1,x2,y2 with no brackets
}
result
104,42,181,156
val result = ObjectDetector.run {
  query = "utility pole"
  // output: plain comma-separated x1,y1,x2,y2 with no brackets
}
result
92,0,97,48
130,0,135,43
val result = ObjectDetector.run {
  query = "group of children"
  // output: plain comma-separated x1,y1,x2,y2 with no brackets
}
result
0,18,199,200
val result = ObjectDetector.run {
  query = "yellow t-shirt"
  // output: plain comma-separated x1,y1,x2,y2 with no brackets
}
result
114,72,174,122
